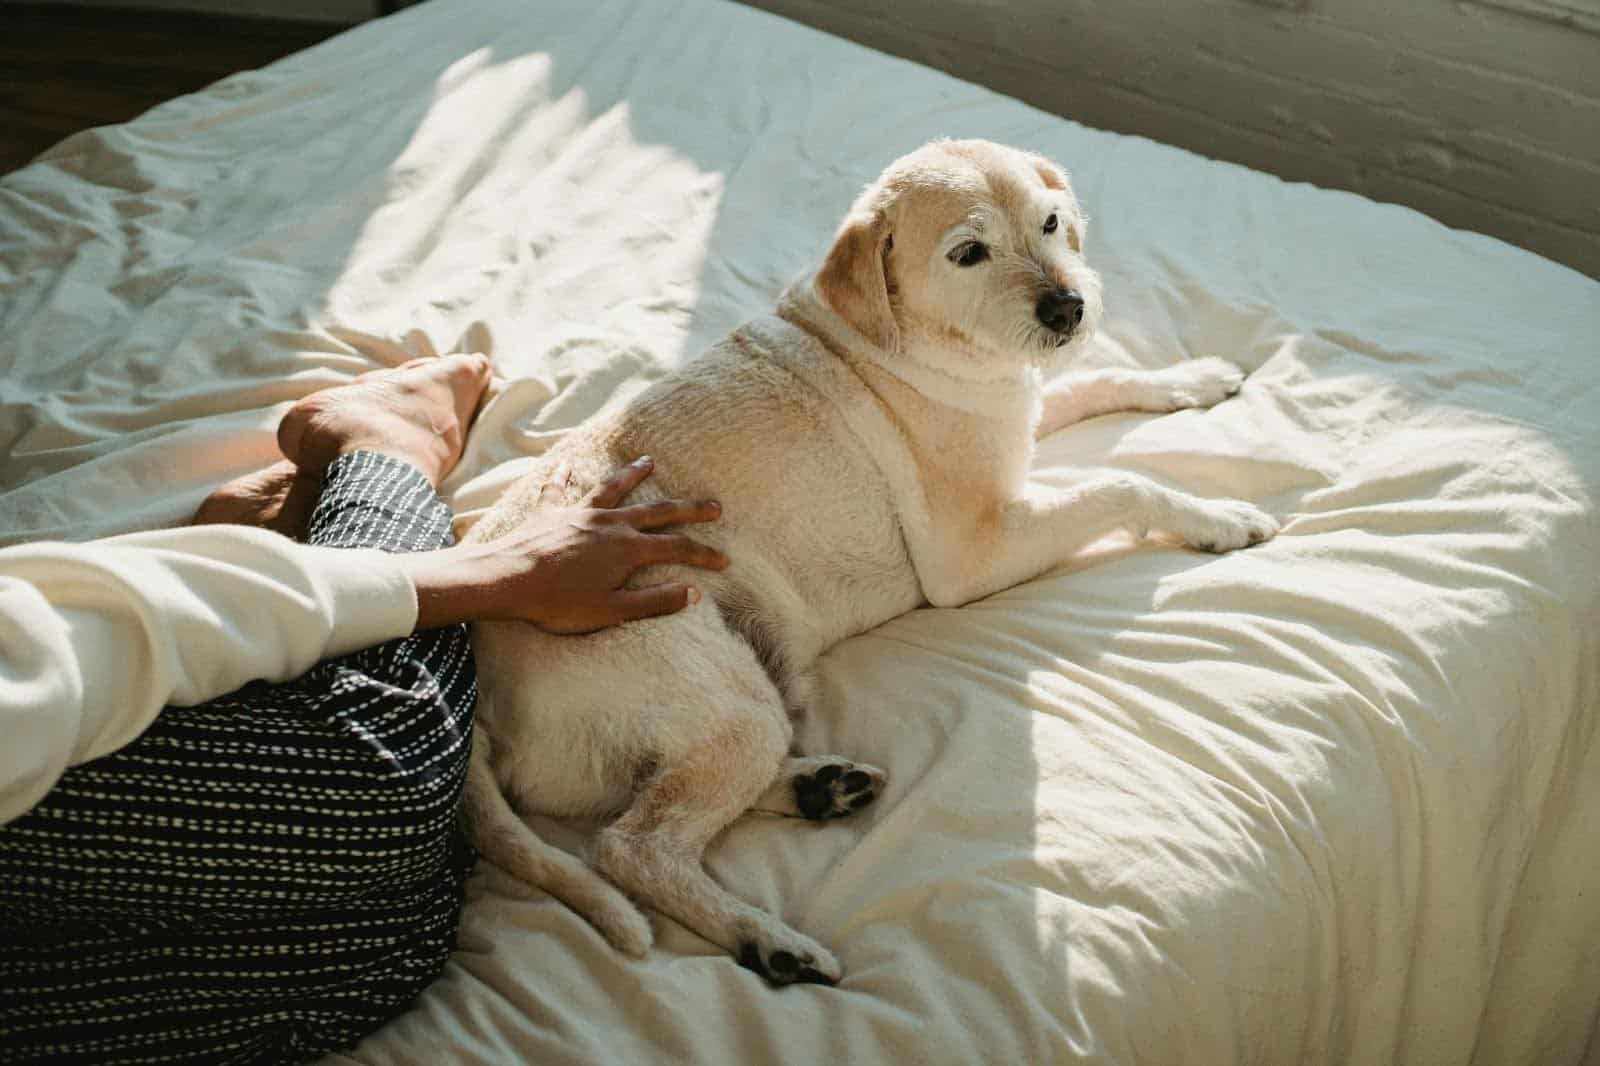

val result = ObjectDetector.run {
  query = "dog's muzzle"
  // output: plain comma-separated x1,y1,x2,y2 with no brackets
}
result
1035,288,1086,338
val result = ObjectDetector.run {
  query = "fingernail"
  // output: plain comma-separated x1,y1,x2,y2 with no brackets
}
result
686,586,701,605
707,500,721,516
635,455,653,467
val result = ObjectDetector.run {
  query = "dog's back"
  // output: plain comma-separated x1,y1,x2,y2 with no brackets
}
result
471,318,923,708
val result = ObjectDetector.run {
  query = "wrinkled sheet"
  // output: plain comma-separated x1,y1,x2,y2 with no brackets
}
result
2,0,1599,1062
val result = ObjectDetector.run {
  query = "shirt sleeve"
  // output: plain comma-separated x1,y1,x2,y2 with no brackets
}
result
0,525,419,825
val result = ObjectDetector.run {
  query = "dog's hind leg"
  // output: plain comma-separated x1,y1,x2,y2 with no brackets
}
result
593,717,842,986
462,726,654,956
751,756,886,820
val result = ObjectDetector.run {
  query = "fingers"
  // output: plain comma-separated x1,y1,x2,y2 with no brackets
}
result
617,496,721,530
579,459,724,542
612,583,702,623
637,532,730,571
587,456,655,509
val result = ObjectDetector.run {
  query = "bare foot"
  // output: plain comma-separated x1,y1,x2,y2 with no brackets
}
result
192,460,323,538
276,353,493,485
192,355,493,535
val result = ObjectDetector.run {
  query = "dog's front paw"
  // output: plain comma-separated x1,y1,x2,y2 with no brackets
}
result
793,758,886,821
1180,499,1279,553
1146,357,1246,412
737,928,841,987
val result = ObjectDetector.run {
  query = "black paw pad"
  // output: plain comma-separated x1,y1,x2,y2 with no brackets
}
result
793,774,833,820
736,941,835,987
792,759,882,821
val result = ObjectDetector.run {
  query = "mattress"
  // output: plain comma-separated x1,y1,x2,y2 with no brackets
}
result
3,0,1599,1062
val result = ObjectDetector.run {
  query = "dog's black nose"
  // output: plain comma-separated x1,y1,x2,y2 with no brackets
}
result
1036,288,1085,334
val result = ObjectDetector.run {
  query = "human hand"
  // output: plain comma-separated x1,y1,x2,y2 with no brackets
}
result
401,457,728,634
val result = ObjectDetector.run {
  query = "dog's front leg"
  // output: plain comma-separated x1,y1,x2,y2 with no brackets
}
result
1037,358,1247,437
919,473,1277,607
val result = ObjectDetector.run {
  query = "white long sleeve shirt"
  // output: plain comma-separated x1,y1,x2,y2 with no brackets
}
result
0,525,419,825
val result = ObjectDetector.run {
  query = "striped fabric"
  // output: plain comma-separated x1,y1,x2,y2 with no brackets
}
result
0,452,478,1065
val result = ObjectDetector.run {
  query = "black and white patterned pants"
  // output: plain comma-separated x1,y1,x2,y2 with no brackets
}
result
0,452,479,1066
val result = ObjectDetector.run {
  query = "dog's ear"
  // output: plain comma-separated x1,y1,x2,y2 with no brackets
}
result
815,210,898,352
1027,152,1083,250
1028,152,1071,192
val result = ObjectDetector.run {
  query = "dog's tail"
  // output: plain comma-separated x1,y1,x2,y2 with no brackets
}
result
463,725,653,956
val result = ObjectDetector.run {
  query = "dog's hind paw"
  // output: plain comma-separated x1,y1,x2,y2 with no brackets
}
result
751,755,886,820
792,757,886,821
737,930,841,987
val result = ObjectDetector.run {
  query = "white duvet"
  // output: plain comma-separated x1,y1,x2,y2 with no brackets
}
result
2,0,1598,1062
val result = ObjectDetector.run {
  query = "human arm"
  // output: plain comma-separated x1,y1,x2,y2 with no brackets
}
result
0,525,418,824
0,458,726,824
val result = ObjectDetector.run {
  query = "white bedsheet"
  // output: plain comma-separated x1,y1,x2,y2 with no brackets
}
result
3,0,1599,1062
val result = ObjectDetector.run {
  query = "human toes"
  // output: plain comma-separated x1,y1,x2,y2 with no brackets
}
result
442,352,494,411
367,352,493,437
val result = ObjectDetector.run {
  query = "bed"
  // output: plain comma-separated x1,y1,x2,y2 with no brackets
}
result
3,0,1598,1062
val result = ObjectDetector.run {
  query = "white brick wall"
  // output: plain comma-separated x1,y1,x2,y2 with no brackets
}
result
741,0,1600,278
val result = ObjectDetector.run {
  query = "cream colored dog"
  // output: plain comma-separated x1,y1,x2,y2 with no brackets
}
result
463,139,1277,985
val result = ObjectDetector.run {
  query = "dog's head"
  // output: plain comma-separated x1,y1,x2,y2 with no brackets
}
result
814,139,1102,379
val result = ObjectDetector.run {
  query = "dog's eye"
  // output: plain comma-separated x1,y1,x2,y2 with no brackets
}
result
949,242,990,267
1043,213,1059,234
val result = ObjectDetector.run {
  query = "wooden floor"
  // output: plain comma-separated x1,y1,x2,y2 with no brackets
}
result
0,4,354,175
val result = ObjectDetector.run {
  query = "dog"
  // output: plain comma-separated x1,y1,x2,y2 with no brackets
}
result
462,138,1278,986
